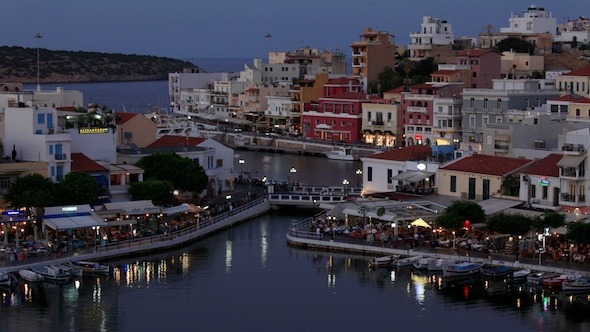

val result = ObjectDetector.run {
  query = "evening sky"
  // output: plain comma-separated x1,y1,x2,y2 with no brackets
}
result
2,0,588,60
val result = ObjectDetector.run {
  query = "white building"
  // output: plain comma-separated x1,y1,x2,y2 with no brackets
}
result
265,95,292,132
169,71,234,109
0,84,83,110
500,5,557,35
408,16,454,61
238,58,300,85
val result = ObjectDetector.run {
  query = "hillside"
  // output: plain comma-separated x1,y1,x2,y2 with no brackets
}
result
544,50,590,71
0,46,197,83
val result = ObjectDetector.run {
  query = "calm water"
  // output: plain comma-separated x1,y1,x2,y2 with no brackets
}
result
7,79,590,331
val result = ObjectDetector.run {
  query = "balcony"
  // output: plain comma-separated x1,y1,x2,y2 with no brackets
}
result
407,106,428,114
561,167,584,179
562,143,586,155
53,153,68,161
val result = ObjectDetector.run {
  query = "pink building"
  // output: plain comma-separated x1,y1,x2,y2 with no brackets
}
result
455,49,501,89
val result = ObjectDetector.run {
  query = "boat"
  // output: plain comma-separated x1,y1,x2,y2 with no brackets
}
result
0,271,18,287
482,266,512,279
442,262,484,278
30,266,72,284
67,260,110,275
507,268,531,284
562,277,590,292
542,273,581,289
413,257,437,270
527,272,560,285
57,264,83,278
396,256,422,267
369,255,398,269
18,269,43,283
324,147,359,161
427,258,458,272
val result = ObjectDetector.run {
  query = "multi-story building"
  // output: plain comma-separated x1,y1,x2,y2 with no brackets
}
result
520,153,563,210
169,70,234,109
265,94,293,134
238,58,300,86
555,128,590,212
288,74,331,136
114,112,157,148
361,99,400,148
460,79,560,155
555,66,590,98
351,27,396,91
0,84,83,110
500,50,544,78
401,82,464,147
269,48,346,76
455,49,501,89
408,16,454,62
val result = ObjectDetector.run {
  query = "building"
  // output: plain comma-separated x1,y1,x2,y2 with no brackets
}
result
555,66,590,98
437,154,534,200
455,49,501,89
351,27,397,91
500,51,544,78
520,153,562,210
0,84,83,110
408,16,454,62
360,145,433,195
70,153,111,199
169,70,234,109
238,58,300,86
114,112,157,148
360,98,400,148
555,128,590,213
269,47,346,75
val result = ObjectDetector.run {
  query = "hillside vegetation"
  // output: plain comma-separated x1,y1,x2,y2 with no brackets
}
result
0,46,197,83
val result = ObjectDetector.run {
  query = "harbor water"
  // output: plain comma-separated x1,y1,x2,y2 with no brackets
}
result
9,76,590,331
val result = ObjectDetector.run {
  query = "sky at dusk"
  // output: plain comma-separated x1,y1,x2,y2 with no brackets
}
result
2,1,588,60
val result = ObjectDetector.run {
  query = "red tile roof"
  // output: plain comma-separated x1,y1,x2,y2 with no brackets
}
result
441,154,532,176
456,49,497,57
552,94,590,103
327,77,360,85
523,153,562,177
71,153,108,173
368,145,432,161
56,106,77,112
146,135,206,148
386,86,406,93
564,66,590,77
115,112,140,125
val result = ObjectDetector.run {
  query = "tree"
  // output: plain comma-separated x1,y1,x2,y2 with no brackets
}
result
567,222,590,244
486,212,532,236
128,179,174,206
371,66,403,95
532,212,566,231
435,200,486,230
494,37,535,54
136,153,208,193
571,36,578,49
3,173,55,228
55,172,100,205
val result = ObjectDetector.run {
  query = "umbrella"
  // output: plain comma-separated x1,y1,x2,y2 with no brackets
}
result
411,218,431,228
188,204,207,213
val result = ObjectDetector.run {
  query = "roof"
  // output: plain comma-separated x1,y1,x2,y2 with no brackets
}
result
564,66,590,77
115,112,140,125
146,135,207,148
71,153,108,173
432,70,459,75
368,145,432,161
325,91,370,100
456,49,497,57
385,86,406,94
523,153,562,177
326,77,360,85
551,94,590,103
440,154,532,176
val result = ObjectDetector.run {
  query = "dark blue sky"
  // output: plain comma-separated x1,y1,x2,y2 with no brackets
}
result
2,1,587,60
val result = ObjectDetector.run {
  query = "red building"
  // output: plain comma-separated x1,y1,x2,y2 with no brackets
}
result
455,49,501,89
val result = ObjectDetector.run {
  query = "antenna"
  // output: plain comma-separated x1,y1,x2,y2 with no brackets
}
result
121,103,127,112
34,33,43,91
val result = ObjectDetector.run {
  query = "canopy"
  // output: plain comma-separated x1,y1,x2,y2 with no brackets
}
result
162,203,192,215
411,218,431,228
557,155,586,167
43,205,107,231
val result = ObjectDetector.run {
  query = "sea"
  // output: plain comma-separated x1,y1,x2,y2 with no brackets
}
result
9,59,590,331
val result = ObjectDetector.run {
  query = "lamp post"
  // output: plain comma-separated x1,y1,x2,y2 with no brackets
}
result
92,226,98,252
452,230,456,249
238,159,245,174
289,167,297,189
342,179,349,196
356,169,362,188
515,235,522,263
34,33,43,91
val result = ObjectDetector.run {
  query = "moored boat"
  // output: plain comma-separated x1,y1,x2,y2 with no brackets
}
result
30,266,72,284
324,147,359,161
443,261,484,278
0,271,18,287
562,277,590,292
19,269,43,283
67,260,110,275
507,268,531,284
369,255,398,269
413,257,436,270
427,258,458,272
542,273,581,289
396,255,422,267
482,265,512,279
57,264,83,278
527,272,560,285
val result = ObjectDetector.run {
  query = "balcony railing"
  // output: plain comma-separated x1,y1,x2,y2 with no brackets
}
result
371,121,384,125
561,193,575,202
407,106,428,114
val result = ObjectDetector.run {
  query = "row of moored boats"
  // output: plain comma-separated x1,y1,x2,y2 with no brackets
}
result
0,260,110,287
369,255,590,292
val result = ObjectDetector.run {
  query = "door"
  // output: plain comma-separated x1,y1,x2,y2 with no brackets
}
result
468,178,476,200
553,187,560,206
482,179,490,200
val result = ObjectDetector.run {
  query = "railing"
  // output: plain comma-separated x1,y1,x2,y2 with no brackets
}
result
287,211,325,240
94,197,268,253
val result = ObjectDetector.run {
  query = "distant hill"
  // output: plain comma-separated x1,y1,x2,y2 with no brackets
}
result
0,46,198,83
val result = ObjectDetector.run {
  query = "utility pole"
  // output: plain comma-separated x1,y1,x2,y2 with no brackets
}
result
35,33,43,91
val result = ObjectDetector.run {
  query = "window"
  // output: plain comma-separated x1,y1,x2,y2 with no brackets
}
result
367,111,371,121
531,185,536,198
496,99,501,109
37,114,45,124
0,177,10,190
49,145,54,155
483,98,488,109
450,175,457,192
367,167,373,181
469,98,474,108
387,169,392,184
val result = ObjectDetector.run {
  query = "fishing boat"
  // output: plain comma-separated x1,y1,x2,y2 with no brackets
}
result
413,257,437,270
562,277,590,292
324,147,359,161
30,266,71,284
18,269,43,283
507,268,531,284
67,260,110,275
542,273,581,289
442,261,484,278
482,266,512,279
369,255,398,269
56,264,83,278
427,258,458,272
0,271,18,287
395,256,422,267
527,272,560,285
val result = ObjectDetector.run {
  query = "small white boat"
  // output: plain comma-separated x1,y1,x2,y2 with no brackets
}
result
0,271,17,287
527,272,560,284
324,147,359,161
19,269,43,283
563,277,590,292
369,255,398,269
427,259,458,272
507,268,531,283
443,262,484,278
30,266,71,284
57,264,83,278
67,260,110,275
396,256,421,267
413,257,436,270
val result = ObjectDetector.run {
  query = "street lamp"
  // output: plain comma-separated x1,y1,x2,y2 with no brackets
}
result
289,167,297,188
452,230,456,249
356,169,362,187
238,159,245,174
92,226,98,252
342,179,349,195
515,235,522,263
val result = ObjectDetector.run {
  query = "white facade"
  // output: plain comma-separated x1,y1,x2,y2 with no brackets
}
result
265,95,292,118
0,87,83,110
500,5,557,35
361,156,438,195
169,72,233,107
66,128,117,164
237,58,299,85
408,16,454,60
2,107,71,182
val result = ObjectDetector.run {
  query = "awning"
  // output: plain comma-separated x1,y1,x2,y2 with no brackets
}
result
162,203,192,215
494,135,511,141
405,171,435,183
411,218,431,228
43,205,107,230
99,200,161,215
391,170,419,181
479,198,524,215
557,155,586,167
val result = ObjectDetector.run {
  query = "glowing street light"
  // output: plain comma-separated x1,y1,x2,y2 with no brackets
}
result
355,169,363,187
238,159,245,173
342,179,349,195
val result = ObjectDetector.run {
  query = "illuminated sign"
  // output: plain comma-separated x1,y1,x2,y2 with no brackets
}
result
416,135,423,140
538,179,550,186
62,206,78,212
79,127,109,134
